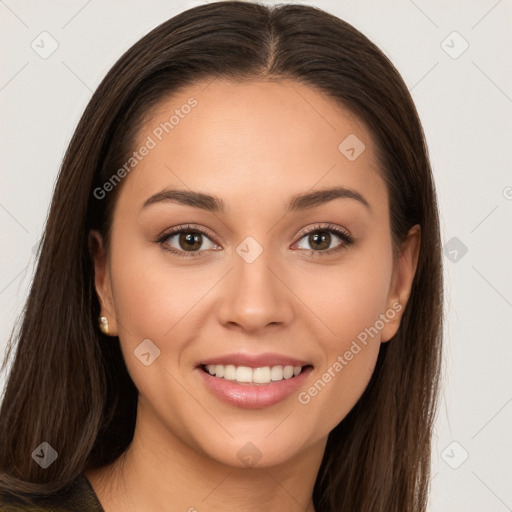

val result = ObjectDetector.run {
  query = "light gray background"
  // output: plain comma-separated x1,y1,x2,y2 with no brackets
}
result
1,1,511,510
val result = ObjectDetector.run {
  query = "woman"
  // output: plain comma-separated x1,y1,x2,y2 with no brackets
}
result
0,1,443,511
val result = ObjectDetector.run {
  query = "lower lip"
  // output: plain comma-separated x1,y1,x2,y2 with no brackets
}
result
196,366,313,409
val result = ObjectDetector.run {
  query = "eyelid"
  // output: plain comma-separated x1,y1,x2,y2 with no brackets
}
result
157,223,217,240
294,222,353,244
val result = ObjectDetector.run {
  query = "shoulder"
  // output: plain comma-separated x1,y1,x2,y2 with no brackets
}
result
0,474,104,512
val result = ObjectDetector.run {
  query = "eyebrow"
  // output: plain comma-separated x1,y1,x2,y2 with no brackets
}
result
142,186,371,213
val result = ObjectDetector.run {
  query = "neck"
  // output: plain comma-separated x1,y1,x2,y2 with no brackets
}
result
87,401,325,512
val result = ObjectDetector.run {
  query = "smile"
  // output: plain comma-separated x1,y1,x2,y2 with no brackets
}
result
201,364,305,384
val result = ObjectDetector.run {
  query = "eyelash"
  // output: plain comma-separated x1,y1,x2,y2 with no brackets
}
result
156,223,354,258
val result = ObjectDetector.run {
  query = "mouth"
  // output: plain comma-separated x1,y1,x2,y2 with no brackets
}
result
199,363,313,385
196,355,314,408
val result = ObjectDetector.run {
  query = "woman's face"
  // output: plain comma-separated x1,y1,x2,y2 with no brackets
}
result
91,79,419,469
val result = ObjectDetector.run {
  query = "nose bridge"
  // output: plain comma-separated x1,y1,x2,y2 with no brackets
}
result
217,236,293,331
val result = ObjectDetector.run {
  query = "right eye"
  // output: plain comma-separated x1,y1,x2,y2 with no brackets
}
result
158,225,220,257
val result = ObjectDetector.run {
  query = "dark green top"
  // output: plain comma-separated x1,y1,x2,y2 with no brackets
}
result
0,474,104,512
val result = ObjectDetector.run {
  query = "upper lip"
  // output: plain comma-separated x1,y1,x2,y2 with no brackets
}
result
198,352,311,369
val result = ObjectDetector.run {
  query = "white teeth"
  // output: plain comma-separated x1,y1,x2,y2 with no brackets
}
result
283,366,294,379
253,366,271,384
235,366,253,383
204,364,304,384
271,365,283,381
224,364,236,380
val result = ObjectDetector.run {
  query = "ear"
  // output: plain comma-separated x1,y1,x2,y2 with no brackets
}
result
88,230,117,336
380,224,421,343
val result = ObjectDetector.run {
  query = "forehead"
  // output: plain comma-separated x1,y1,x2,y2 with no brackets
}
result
115,78,387,216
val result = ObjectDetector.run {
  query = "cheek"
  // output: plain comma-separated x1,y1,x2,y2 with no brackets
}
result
292,241,393,424
107,242,205,431
107,234,202,362
295,246,393,351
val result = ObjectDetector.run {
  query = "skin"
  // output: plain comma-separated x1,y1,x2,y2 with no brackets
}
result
86,78,420,512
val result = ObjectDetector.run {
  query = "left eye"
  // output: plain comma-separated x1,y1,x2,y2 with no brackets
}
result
294,227,352,252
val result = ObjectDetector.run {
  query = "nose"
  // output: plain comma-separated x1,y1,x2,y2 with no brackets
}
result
217,246,294,333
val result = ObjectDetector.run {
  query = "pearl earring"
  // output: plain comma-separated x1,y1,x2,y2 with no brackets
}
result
99,316,109,335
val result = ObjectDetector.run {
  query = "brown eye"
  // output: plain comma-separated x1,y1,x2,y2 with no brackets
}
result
308,231,332,251
178,232,203,251
159,226,219,256
294,225,353,254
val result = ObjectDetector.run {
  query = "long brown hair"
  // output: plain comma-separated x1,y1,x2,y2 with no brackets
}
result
0,2,443,510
